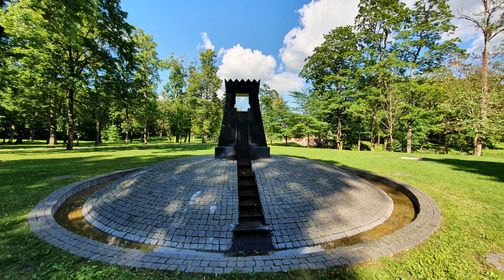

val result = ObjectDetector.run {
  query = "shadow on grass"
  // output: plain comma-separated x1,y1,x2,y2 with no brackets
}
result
0,153,208,218
0,143,214,155
271,153,351,170
71,143,213,153
270,142,306,148
0,148,364,279
424,158,504,182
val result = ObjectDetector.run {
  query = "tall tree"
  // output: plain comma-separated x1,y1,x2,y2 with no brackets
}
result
187,49,222,143
0,0,53,144
260,84,291,144
131,29,161,144
354,0,409,151
301,26,360,150
35,0,134,149
395,0,461,153
460,0,504,156
439,55,504,154
163,56,192,142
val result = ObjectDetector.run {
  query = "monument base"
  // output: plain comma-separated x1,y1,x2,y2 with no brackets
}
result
249,146,270,159
215,146,270,159
215,146,236,159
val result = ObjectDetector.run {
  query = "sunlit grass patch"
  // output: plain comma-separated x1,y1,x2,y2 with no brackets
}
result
1,143,503,279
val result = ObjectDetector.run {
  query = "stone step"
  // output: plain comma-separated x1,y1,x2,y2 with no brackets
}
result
238,179,256,187
239,210,263,219
238,169,255,178
239,203,262,213
239,189,259,197
239,198,261,207
234,221,270,232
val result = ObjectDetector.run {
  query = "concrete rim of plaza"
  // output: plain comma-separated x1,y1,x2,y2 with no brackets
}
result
28,155,441,274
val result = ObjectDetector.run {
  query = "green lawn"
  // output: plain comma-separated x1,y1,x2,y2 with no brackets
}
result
1,143,503,279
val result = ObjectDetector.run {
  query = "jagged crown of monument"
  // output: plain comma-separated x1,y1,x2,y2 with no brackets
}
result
224,79,260,93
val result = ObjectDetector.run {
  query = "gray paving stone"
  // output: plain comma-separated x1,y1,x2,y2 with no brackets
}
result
83,156,238,252
253,156,393,249
28,155,440,274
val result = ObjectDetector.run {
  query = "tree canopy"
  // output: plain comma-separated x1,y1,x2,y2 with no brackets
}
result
0,0,502,156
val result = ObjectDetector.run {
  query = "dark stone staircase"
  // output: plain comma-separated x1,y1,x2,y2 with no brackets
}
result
229,112,273,255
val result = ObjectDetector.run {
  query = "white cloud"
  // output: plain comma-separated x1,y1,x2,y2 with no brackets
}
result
403,0,503,55
279,0,359,72
267,72,305,94
217,44,276,81
447,0,503,55
278,0,499,72
217,44,304,96
215,0,362,95
215,0,496,97
216,47,226,57
198,32,214,50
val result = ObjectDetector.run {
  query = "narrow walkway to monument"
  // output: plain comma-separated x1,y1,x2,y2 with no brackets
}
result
229,112,273,255
229,156,273,255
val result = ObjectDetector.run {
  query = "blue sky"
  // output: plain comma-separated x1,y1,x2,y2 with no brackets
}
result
122,0,306,65
121,0,493,97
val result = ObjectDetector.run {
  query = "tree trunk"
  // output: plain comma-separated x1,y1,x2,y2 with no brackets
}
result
124,109,130,145
337,117,343,150
95,119,102,146
48,99,57,145
285,136,288,145
66,88,75,150
48,128,57,145
481,34,489,96
357,133,361,151
307,134,310,148
383,138,388,151
143,124,148,144
29,128,34,142
474,35,490,157
8,124,15,144
176,135,179,143
370,116,376,152
406,123,413,153
388,123,393,152
201,134,206,143
474,133,482,157
15,124,24,144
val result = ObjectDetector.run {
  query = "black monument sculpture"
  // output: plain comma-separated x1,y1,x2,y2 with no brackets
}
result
215,79,270,159
215,80,272,254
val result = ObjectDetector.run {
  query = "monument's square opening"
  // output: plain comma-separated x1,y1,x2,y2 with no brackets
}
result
235,94,250,112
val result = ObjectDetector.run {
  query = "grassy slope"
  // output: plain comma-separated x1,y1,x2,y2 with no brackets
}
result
0,143,503,279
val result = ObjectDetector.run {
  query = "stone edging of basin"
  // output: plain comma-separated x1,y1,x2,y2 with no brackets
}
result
28,158,441,274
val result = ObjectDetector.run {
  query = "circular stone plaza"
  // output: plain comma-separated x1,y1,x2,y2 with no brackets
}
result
29,155,440,274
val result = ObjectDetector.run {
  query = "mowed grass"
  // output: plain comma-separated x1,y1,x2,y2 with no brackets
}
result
0,142,503,279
